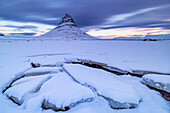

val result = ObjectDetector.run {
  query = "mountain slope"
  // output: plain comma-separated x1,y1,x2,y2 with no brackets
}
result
41,14,96,40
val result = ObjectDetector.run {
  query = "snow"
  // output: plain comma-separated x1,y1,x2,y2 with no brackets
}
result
29,72,95,110
142,74,170,93
4,74,52,104
40,14,96,40
64,64,140,108
0,39,170,113
142,74,170,84
41,26,96,40
23,67,61,76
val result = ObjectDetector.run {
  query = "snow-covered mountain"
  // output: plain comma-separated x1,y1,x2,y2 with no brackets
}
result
0,33,4,36
40,14,96,40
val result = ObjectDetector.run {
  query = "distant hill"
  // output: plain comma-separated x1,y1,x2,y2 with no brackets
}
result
114,34,170,41
0,33,4,36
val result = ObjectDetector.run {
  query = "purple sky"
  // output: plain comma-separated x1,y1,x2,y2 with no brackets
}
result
0,0,170,38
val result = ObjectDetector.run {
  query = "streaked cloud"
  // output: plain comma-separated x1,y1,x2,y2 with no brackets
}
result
0,0,170,37
105,5,169,24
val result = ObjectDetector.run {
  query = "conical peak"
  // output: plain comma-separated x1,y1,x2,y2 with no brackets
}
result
58,14,77,27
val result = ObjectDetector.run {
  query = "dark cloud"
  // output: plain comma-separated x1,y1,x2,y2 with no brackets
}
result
0,0,170,30
101,21,170,29
9,33,37,37
3,25,37,29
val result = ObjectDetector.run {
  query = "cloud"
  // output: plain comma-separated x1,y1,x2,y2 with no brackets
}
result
105,5,169,24
0,0,170,37
3,25,37,29
101,20,170,30
9,33,37,37
0,0,170,27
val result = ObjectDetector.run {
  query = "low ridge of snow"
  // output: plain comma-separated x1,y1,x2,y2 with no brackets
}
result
24,67,61,76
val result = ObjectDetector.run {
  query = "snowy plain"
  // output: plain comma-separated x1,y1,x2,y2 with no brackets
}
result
0,39,170,113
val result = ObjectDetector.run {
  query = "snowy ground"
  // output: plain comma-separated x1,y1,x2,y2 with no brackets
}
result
0,39,170,113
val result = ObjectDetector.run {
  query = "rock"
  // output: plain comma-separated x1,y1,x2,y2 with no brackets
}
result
58,14,77,27
102,96,137,109
31,62,40,68
64,57,128,75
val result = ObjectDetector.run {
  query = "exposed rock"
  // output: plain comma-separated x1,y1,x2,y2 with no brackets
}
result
8,95,23,105
145,85,170,101
64,57,128,75
57,14,77,28
130,70,170,77
102,96,137,109
31,62,40,68
42,98,93,112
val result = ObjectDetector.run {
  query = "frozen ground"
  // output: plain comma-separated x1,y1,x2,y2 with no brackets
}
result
0,39,170,113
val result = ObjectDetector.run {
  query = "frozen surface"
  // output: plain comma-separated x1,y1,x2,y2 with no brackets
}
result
5,74,52,104
30,72,95,110
142,74,170,93
64,64,140,108
0,40,170,113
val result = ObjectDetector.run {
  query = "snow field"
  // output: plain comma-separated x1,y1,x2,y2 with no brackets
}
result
0,40,170,113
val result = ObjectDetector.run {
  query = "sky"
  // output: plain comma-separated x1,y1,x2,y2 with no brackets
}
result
0,0,170,39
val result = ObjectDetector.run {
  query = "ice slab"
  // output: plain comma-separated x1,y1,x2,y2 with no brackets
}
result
64,64,140,109
4,74,52,105
37,72,95,111
142,74,170,93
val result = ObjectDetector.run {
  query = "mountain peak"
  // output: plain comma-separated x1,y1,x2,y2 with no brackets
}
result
41,14,97,40
58,14,77,27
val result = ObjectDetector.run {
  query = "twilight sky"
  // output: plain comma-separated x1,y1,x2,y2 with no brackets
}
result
0,0,170,38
